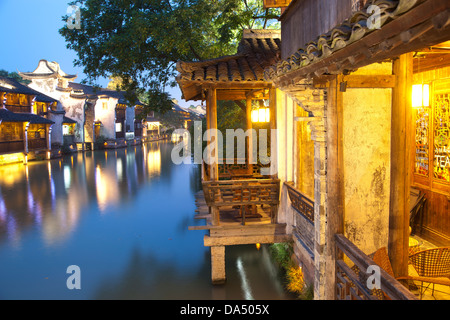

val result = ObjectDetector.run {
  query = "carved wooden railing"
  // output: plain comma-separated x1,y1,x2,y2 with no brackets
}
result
202,178,280,225
285,182,314,223
335,234,417,300
0,140,24,153
28,138,47,150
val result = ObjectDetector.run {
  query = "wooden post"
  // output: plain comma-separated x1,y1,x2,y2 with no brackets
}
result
269,87,277,178
389,53,413,278
246,97,254,173
208,87,219,181
207,87,220,226
325,75,345,299
23,122,29,164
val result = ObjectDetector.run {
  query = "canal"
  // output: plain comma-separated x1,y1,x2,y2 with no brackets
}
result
0,141,292,300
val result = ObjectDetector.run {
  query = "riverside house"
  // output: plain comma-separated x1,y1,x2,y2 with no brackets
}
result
0,76,56,165
20,60,146,150
178,0,450,300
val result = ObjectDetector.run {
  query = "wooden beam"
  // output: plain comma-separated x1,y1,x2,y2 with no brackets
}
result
344,75,397,88
389,53,413,278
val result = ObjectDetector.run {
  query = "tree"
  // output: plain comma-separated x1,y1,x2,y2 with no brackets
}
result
0,70,30,85
60,0,280,117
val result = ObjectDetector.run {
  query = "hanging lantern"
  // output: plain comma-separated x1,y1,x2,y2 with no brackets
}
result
412,84,430,108
251,107,270,123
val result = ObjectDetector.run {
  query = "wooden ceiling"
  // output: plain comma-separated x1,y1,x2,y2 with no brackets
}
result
414,41,450,73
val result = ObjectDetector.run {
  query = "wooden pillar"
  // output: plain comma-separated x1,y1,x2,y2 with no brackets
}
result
246,97,254,172
23,122,29,164
325,75,345,299
269,87,277,178
389,53,413,278
207,87,220,226
207,87,219,181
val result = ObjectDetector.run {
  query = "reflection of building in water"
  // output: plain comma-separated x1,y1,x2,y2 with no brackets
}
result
95,165,119,213
144,144,161,177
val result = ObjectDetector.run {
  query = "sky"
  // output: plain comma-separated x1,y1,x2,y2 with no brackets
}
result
0,0,191,108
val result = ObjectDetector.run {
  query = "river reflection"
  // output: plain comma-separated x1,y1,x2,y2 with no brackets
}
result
0,142,291,300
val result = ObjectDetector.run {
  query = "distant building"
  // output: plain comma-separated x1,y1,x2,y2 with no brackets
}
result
20,60,145,150
0,76,55,165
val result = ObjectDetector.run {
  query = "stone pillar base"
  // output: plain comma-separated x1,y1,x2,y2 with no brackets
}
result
211,246,226,285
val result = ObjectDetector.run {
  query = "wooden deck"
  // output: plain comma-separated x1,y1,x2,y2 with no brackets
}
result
190,191,290,247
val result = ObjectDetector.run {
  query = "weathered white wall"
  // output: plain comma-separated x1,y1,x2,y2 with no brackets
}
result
94,97,117,140
126,106,135,133
342,63,392,254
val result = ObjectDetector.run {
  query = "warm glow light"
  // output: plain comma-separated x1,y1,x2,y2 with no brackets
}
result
256,243,261,250
251,109,259,122
422,84,429,107
252,108,270,123
412,84,430,108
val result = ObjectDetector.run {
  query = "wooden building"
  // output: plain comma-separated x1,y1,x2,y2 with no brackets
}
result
179,0,450,299
0,76,55,165
177,29,291,284
263,0,450,299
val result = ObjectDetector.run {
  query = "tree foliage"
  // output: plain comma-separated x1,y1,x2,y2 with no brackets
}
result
60,0,280,116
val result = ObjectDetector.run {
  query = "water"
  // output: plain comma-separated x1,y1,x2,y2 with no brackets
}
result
0,141,291,300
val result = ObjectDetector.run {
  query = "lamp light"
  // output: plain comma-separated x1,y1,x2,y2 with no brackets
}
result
251,107,270,123
412,84,429,108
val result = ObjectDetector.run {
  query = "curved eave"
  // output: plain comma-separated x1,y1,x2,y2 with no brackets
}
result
265,0,450,88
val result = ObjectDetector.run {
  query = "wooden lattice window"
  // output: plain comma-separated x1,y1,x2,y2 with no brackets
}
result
433,93,450,182
413,79,450,189
414,107,430,176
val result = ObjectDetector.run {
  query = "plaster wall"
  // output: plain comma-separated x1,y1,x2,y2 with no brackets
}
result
342,82,392,254
60,94,86,143
94,97,117,140
126,106,135,133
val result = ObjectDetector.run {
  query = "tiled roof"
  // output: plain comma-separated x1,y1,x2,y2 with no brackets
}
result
19,60,77,80
68,82,143,105
0,76,57,104
0,108,54,124
177,30,281,84
264,0,424,82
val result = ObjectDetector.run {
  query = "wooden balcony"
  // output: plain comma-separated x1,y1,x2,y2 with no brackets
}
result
28,138,47,151
0,140,24,154
190,177,289,247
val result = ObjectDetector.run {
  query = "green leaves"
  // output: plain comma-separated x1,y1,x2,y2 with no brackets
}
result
60,0,280,116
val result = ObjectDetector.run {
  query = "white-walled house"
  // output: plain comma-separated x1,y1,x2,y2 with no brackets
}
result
20,60,145,150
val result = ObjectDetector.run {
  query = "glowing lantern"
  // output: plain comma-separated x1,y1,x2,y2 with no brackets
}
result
251,108,270,123
412,84,429,108
256,243,261,250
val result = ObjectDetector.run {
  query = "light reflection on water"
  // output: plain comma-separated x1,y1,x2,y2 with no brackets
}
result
0,142,291,300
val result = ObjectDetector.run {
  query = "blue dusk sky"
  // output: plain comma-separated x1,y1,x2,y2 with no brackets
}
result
0,0,190,107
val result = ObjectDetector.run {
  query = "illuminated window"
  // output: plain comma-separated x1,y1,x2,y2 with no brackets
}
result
413,83,450,184
115,122,122,132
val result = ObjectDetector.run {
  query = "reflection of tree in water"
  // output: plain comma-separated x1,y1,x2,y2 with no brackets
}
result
94,248,213,300
93,244,294,300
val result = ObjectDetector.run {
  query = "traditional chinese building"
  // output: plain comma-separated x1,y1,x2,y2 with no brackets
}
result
179,0,450,300
0,76,55,165
20,60,146,150
263,0,450,299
